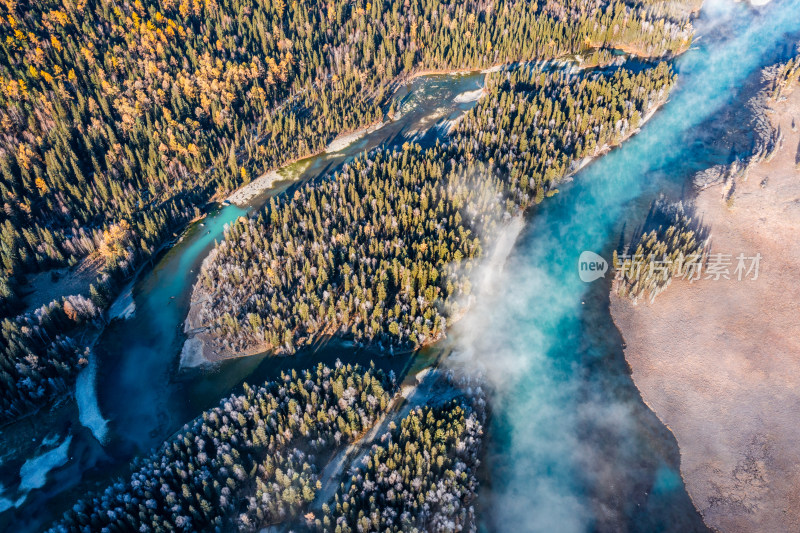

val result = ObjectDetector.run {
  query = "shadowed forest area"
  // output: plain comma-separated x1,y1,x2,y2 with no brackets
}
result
46,362,487,533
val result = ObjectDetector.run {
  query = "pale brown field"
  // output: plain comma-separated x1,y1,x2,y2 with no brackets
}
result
612,88,800,532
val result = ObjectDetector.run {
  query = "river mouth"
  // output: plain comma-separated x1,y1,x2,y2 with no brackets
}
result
3,1,800,531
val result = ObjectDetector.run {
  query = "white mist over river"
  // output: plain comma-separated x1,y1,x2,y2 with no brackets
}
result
447,0,800,530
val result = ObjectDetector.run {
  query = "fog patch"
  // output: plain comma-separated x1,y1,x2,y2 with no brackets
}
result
446,231,591,532
442,1,800,530
179,337,209,369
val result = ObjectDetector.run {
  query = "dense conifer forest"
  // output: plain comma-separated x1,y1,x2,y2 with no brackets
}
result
309,393,486,532
0,0,694,423
46,362,486,532
613,199,709,303
193,63,676,356
47,362,395,532
0,0,693,299
0,294,97,421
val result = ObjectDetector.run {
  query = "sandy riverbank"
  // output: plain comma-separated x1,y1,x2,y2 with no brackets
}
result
611,86,800,532
225,169,287,206
179,247,268,367
324,121,386,153
225,69,487,207
225,120,386,207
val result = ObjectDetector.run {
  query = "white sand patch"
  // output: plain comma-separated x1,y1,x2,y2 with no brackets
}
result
76,351,109,444
227,153,315,207
415,367,432,384
226,169,283,206
399,384,417,399
453,88,485,103
325,122,385,153
108,286,135,320
18,436,72,492
179,337,210,369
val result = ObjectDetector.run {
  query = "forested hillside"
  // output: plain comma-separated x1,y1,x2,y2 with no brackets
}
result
0,0,692,307
0,294,98,420
192,63,676,357
0,0,693,423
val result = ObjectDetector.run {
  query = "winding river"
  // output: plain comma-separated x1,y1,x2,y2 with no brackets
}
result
0,71,488,531
2,0,800,530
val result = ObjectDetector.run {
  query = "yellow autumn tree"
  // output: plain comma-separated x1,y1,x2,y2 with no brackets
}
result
99,220,131,262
